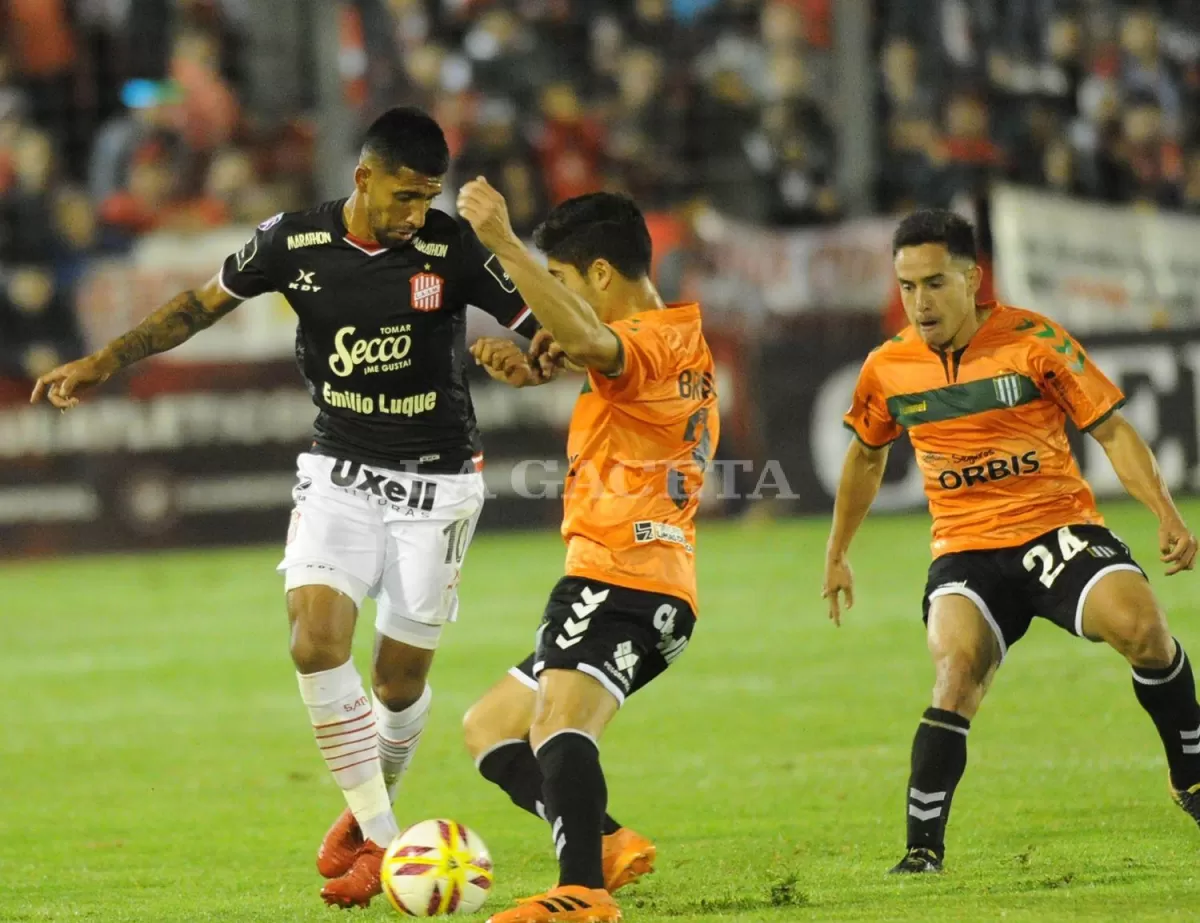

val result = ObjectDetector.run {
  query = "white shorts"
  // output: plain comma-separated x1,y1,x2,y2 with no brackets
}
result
278,452,485,649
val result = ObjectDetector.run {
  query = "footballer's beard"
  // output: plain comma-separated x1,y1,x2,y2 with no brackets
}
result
369,213,417,247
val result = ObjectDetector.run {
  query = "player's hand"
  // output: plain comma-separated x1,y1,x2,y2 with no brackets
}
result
457,177,518,253
822,552,854,627
30,352,115,409
470,337,549,388
1158,514,1198,576
528,328,584,375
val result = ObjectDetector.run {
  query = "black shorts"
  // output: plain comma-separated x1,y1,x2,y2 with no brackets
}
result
922,524,1146,658
509,576,696,705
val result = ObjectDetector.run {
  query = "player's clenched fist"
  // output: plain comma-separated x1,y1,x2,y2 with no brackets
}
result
528,328,584,375
471,337,551,388
456,177,518,253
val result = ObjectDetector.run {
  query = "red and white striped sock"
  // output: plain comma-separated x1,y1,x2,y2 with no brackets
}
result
297,661,399,848
374,684,432,800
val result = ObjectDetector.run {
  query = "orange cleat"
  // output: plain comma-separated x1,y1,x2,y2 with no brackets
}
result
486,885,621,923
602,827,655,893
320,840,385,909
317,807,364,879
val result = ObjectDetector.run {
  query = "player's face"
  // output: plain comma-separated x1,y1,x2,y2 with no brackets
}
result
894,243,981,349
546,258,614,319
357,163,443,246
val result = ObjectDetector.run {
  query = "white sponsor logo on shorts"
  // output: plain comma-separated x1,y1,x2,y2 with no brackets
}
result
328,459,438,515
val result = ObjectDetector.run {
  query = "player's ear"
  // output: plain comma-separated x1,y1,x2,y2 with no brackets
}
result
965,261,983,298
354,163,370,194
589,259,613,291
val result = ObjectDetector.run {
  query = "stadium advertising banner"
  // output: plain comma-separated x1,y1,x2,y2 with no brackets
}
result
780,326,1200,515
991,184,1200,334
681,213,895,317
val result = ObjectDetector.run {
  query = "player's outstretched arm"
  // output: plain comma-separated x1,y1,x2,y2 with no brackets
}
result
31,275,240,410
823,438,890,625
457,177,620,375
1089,412,1198,575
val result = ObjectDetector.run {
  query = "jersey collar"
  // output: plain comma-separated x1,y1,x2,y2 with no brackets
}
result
333,197,391,257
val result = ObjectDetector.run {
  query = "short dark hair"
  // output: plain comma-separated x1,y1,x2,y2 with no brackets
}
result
892,208,977,261
361,107,449,177
533,193,652,280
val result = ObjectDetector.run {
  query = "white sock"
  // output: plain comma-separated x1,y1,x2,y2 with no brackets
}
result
298,661,400,847
375,684,432,800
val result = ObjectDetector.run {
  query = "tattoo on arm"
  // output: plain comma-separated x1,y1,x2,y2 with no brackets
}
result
106,291,235,369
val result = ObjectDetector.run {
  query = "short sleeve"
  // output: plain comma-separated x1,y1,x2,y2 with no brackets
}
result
1028,319,1125,432
219,213,283,300
456,217,538,338
842,355,902,448
588,318,678,402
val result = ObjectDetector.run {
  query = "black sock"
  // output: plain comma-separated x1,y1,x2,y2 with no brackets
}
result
905,707,970,857
1132,639,1200,791
536,731,607,889
478,739,622,835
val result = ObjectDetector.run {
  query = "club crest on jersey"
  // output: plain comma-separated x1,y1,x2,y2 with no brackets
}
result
410,272,445,312
993,374,1023,407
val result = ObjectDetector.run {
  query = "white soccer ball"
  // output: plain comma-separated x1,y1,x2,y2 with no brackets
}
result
381,819,494,916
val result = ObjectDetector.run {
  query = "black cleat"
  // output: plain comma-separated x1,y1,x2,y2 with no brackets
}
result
888,847,944,874
1171,779,1200,828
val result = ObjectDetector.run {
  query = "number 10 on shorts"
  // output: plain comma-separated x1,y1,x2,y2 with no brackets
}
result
442,518,472,565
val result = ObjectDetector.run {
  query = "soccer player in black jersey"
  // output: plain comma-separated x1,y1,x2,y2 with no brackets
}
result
31,108,539,908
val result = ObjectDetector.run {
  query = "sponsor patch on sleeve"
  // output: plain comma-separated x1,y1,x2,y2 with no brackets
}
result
484,254,518,293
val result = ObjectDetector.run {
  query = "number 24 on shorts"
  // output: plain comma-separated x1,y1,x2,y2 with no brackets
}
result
1023,526,1090,588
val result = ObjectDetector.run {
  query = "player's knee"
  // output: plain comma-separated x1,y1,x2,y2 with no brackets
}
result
1109,609,1173,669
287,587,355,673
931,652,988,715
288,625,348,673
371,672,426,713
462,701,496,761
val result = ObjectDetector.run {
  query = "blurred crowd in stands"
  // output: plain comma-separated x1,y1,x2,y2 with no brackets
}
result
1,0,1199,379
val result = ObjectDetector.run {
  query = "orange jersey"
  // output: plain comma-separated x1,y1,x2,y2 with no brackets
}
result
843,302,1125,557
562,303,720,612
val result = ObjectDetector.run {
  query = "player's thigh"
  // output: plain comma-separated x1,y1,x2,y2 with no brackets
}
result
923,553,1014,716
924,551,1025,667
532,576,697,708
278,453,387,603
375,471,486,650
1019,524,1158,650
1080,570,1171,668
462,664,538,761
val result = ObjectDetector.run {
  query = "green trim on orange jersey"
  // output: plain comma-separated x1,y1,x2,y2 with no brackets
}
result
1080,398,1128,433
885,373,1040,428
842,421,898,449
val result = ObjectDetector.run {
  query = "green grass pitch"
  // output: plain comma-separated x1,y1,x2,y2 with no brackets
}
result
4,500,1200,922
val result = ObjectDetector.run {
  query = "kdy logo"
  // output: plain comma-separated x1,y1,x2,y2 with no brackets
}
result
289,269,321,292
